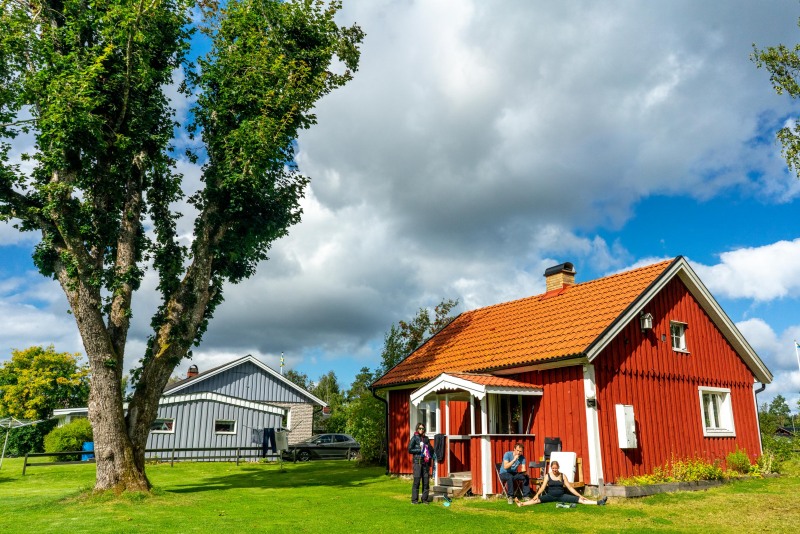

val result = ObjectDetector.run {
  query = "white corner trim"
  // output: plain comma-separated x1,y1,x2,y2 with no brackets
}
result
582,364,603,486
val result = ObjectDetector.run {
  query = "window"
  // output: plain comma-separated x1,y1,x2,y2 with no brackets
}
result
698,387,735,437
412,400,438,433
670,321,688,352
315,434,333,444
490,394,523,434
150,418,174,433
214,420,236,434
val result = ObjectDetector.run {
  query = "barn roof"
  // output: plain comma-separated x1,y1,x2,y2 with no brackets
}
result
373,257,772,388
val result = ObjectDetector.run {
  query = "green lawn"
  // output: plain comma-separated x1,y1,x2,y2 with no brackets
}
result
0,457,797,533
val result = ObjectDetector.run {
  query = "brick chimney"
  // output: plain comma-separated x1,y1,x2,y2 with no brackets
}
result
544,262,576,292
187,364,199,378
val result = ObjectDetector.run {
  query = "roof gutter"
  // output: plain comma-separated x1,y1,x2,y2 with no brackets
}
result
371,386,389,475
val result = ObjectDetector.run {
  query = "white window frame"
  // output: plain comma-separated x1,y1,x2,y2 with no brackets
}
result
214,419,237,435
670,321,689,353
150,418,175,434
411,399,439,435
698,387,735,437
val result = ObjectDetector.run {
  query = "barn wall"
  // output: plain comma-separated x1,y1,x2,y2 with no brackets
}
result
595,277,761,483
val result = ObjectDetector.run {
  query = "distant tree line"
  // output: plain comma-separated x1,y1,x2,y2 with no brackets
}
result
284,298,459,464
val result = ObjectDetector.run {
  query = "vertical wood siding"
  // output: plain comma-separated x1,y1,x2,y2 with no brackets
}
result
388,389,413,474
594,277,761,483
448,400,471,434
172,361,313,403
519,366,589,482
146,400,283,459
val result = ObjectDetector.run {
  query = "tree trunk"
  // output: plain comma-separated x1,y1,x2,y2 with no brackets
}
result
89,360,150,492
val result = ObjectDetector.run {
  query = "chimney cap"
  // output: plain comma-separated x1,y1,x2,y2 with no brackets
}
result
544,262,575,277
187,364,199,378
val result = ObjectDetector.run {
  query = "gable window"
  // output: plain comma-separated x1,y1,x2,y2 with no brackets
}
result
698,387,735,437
150,418,174,433
670,321,688,352
214,419,236,434
412,400,438,434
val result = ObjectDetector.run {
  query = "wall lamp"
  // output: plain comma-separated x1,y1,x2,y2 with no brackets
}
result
640,312,654,333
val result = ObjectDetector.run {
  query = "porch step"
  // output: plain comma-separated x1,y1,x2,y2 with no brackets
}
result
433,473,472,501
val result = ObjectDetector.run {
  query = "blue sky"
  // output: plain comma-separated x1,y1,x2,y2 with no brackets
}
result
2,1,800,410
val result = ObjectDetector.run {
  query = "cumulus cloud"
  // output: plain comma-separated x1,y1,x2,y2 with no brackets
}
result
3,1,800,389
692,239,800,301
737,318,800,408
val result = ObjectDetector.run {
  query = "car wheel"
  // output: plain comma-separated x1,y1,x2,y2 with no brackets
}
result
298,450,311,462
348,449,359,461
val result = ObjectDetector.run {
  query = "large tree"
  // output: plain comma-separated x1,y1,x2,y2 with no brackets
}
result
0,0,362,492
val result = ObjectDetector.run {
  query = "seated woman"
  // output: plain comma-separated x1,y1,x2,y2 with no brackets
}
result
515,460,607,507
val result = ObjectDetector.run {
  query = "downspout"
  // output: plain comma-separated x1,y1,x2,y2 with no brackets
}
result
753,382,766,454
371,386,389,475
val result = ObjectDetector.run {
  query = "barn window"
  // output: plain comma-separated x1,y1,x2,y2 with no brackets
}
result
670,321,688,352
150,418,174,433
214,420,237,434
698,387,735,437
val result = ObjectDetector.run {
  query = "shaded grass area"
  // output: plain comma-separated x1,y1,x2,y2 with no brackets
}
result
1,457,798,533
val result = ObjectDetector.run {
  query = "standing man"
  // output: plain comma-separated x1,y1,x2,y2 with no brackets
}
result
500,442,532,504
408,423,432,504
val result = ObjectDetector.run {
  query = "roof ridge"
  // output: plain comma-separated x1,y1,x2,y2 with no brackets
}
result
463,258,675,315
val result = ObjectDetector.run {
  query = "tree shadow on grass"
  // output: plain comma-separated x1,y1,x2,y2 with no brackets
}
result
162,462,387,494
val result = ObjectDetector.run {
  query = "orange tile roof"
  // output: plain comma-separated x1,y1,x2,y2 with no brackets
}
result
374,259,674,388
445,372,541,389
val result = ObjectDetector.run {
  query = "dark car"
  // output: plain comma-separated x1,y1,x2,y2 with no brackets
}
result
283,433,360,462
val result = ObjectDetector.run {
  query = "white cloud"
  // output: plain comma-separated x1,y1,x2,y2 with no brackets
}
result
3,1,800,389
692,239,800,301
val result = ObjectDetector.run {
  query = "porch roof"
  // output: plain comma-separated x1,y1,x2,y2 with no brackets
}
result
410,372,543,406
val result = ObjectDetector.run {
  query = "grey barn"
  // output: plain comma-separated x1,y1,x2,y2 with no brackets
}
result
53,355,327,458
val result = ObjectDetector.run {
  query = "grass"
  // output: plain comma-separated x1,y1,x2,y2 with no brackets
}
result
1,457,799,533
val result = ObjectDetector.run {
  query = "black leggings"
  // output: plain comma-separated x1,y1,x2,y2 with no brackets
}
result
538,493,579,504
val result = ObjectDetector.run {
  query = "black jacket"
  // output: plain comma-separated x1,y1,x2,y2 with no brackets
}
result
408,432,429,461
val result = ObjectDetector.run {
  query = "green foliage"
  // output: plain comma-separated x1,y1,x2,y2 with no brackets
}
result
311,371,345,433
379,298,459,375
0,346,89,420
0,419,57,456
617,456,725,486
725,447,752,474
768,395,791,427
284,369,311,391
753,32,800,180
43,418,94,461
342,367,385,465
761,434,797,464
0,0,362,491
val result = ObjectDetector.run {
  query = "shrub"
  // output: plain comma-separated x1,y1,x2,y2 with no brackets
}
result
725,447,752,475
760,435,796,464
616,456,724,485
43,418,93,461
670,456,724,482
0,419,57,456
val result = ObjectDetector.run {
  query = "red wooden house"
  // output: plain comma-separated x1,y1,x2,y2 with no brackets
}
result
371,257,772,496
